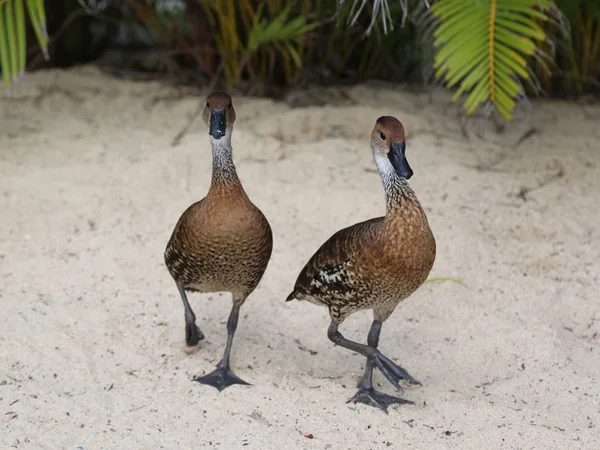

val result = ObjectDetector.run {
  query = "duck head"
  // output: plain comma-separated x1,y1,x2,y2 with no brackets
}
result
202,92,236,140
370,116,412,180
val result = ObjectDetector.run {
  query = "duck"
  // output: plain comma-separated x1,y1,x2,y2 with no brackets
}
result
286,116,436,412
164,92,273,391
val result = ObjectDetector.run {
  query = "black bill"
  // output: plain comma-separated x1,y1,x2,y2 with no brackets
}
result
388,141,413,179
209,109,227,139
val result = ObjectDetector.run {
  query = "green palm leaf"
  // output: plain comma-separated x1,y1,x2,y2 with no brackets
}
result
245,6,319,83
247,6,319,60
431,0,553,120
0,0,48,93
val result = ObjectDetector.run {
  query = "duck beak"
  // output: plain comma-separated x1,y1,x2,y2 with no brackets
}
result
388,141,413,179
209,109,227,139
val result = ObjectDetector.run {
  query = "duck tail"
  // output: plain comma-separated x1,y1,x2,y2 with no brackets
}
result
285,289,299,302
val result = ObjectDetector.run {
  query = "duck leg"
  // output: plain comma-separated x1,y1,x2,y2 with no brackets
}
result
194,304,250,391
177,283,204,346
327,321,420,411
346,320,415,412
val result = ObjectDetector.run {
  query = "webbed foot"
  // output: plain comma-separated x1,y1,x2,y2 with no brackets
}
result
193,365,250,392
348,388,414,413
186,323,205,347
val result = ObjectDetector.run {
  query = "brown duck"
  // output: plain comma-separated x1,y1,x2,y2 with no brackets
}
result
164,92,273,391
286,116,436,412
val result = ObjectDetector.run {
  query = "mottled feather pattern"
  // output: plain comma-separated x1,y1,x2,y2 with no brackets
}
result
289,183,435,324
290,219,380,316
312,260,352,296
165,186,273,305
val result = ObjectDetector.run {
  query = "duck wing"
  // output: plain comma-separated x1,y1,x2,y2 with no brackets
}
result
287,217,384,302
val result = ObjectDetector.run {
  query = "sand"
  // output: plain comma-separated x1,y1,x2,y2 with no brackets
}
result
1,66,598,449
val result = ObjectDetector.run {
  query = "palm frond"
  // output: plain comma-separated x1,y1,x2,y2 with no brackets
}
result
424,276,469,288
201,1,319,86
244,5,320,83
340,0,428,36
431,0,553,120
0,0,48,93
247,7,319,57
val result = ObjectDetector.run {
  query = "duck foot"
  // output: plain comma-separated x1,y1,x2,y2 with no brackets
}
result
193,365,250,392
186,323,205,347
327,322,421,392
372,351,421,388
348,388,414,413
177,283,204,346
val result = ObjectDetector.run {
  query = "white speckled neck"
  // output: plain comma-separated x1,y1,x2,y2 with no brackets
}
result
374,152,395,180
373,151,414,213
210,130,239,186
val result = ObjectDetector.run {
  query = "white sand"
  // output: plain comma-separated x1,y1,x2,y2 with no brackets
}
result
1,67,598,449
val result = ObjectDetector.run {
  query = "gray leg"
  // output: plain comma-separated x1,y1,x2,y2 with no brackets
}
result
193,304,250,391
358,320,382,391
177,283,204,346
328,321,420,412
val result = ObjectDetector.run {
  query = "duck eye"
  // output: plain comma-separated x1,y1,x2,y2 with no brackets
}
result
380,132,386,140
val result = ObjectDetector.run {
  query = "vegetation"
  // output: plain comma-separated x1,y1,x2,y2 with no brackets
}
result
534,0,600,96
0,0,48,92
429,0,555,120
1,0,599,120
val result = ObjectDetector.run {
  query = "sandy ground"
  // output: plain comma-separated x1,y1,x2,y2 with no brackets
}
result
1,66,599,449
